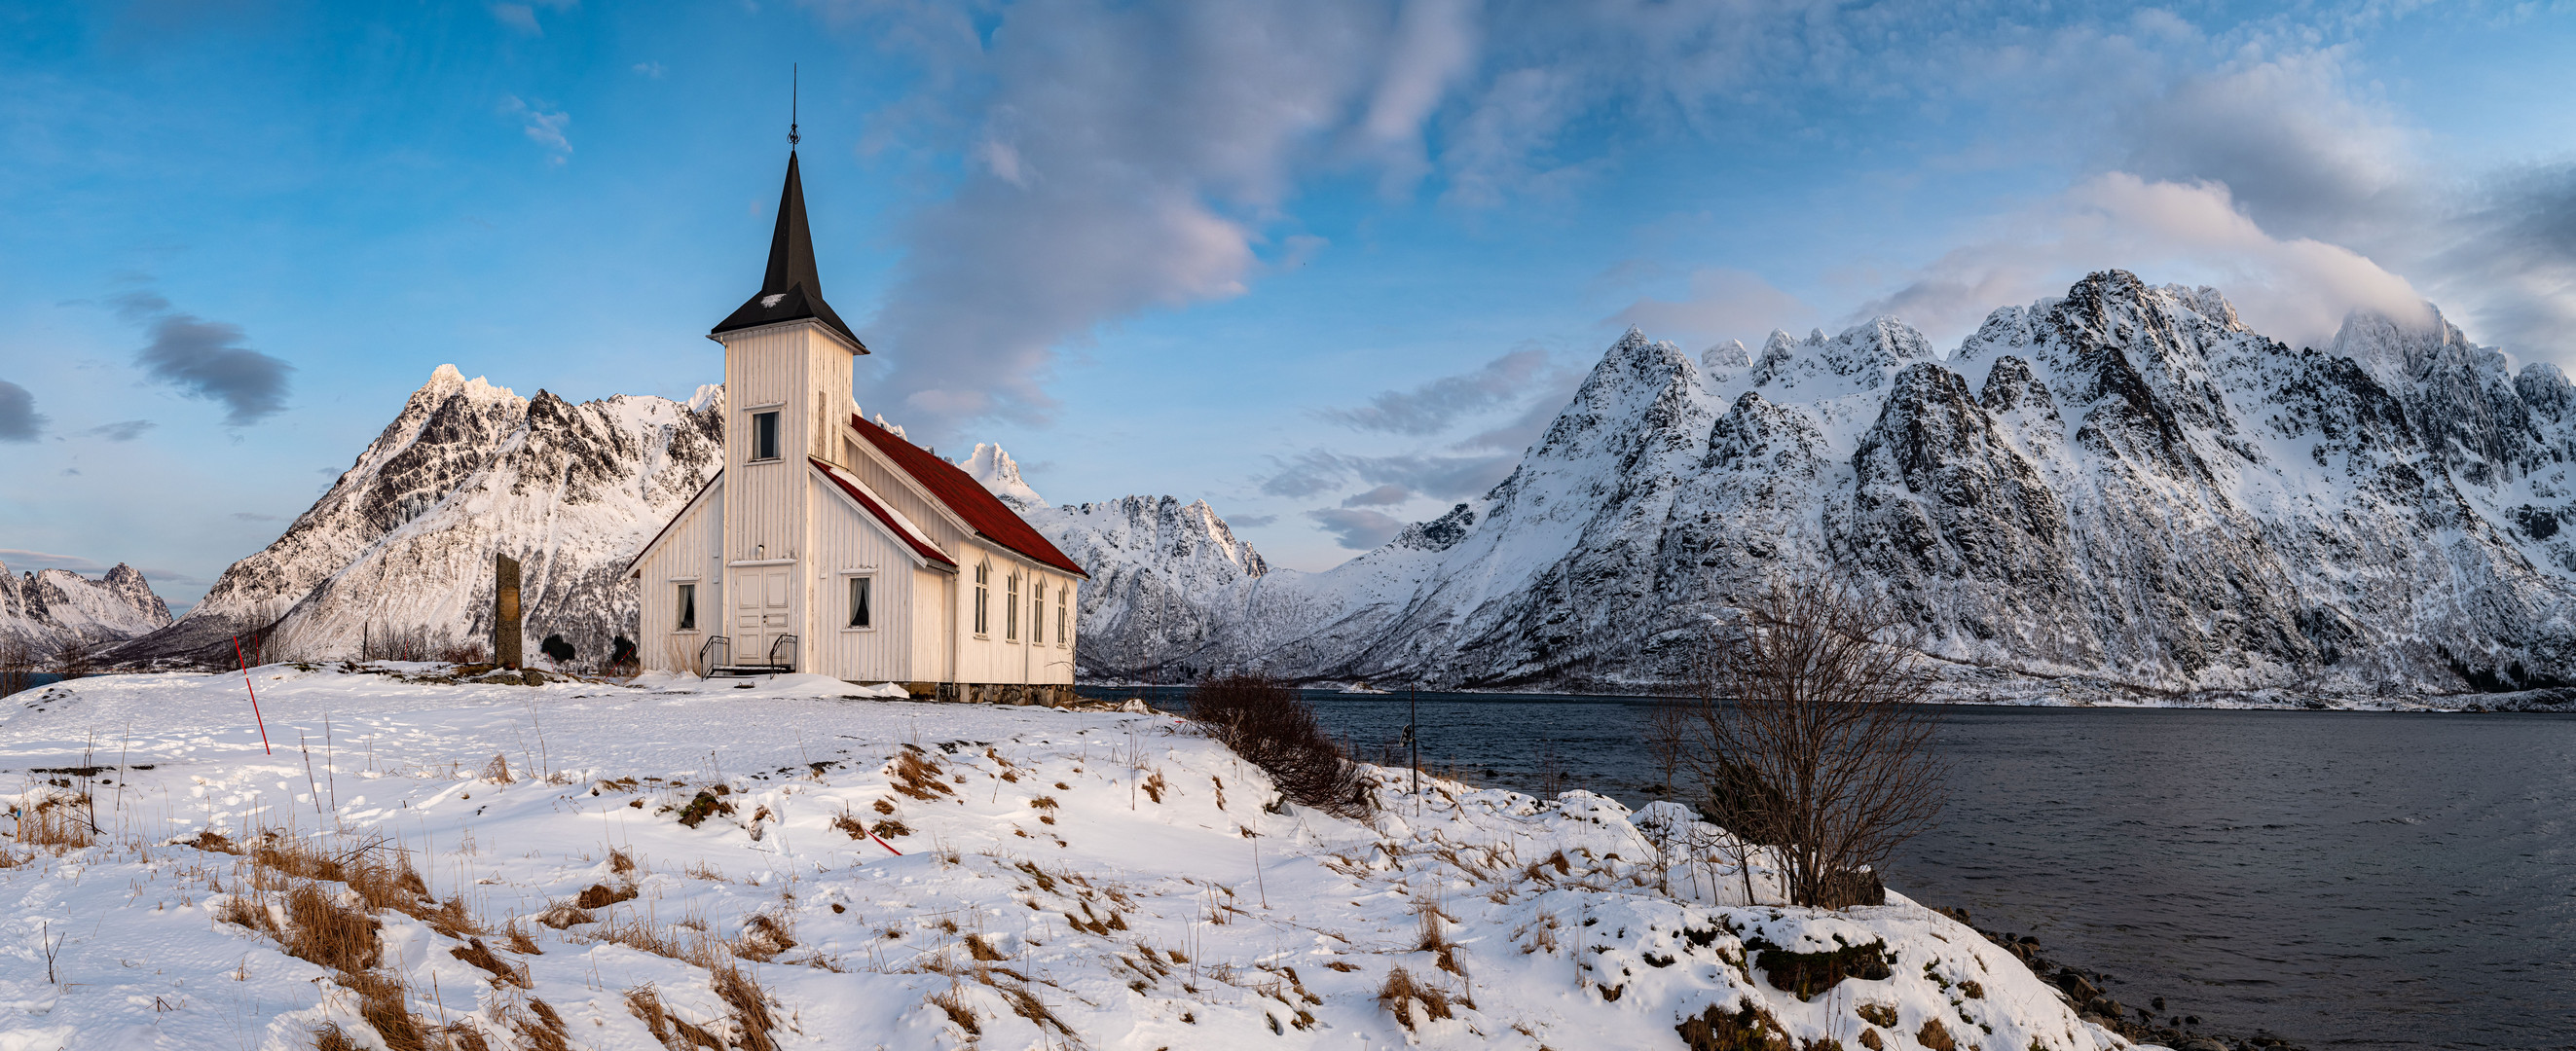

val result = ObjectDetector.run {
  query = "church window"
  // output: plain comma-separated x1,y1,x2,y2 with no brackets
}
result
974,562,990,636
751,411,780,461
1006,573,1021,641
1056,585,1068,646
677,583,697,631
847,576,871,629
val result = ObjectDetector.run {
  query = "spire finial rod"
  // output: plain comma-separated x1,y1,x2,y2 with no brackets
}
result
789,63,800,149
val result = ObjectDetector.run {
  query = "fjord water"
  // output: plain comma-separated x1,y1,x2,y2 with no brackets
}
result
1096,688,2576,1049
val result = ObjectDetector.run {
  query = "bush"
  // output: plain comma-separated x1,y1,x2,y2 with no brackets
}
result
1185,673,1371,818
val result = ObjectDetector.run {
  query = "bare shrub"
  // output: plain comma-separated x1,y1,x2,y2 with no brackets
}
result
51,639,93,681
437,638,490,666
1684,575,1947,909
0,636,36,698
1184,673,1371,818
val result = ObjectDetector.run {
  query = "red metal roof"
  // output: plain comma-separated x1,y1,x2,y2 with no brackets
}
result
848,415,1087,577
811,457,957,568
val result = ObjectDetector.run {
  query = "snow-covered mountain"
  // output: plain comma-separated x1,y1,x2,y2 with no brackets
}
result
0,562,171,657
1034,272,2576,700
110,365,722,666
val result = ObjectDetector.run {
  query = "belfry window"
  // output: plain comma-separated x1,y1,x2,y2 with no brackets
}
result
677,583,697,631
974,562,990,636
751,411,780,461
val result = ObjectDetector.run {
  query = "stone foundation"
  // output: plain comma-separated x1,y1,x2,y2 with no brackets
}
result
901,681,1081,707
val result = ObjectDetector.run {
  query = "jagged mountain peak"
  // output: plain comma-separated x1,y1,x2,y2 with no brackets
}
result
960,443,1049,511
1042,269,2576,700
1750,315,1935,392
1703,339,1750,371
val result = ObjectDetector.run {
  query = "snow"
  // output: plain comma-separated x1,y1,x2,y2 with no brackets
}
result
1038,272,2576,703
0,669,2145,1050
956,446,1049,513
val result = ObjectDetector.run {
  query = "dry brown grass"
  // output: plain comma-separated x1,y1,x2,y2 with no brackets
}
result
507,998,570,1051
339,968,427,1051
14,797,93,850
929,982,981,1036
283,883,383,972
890,746,954,802
1378,965,1457,1031
735,913,795,962
711,962,778,1051
625,985,723,1051
1414,897,1465,976
450,936,532,988
575,883,639,909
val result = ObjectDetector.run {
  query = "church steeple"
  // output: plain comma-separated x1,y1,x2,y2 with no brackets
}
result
712,150,866,352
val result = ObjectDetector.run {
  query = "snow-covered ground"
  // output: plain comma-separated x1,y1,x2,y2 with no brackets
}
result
2,669,2149,1051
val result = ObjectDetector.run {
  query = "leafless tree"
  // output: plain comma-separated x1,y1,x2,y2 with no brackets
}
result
1228,584,1322,677
0,635,35,698
1683,574,1947,909
52,639,94,681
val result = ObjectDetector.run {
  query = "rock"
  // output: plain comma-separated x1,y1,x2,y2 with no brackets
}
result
2056,972,2101,1000
2181,1039,2228,1051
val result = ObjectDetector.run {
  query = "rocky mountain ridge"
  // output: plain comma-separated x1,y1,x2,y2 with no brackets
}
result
0,562,171,657
109,365,722,666
1031,271,2576,702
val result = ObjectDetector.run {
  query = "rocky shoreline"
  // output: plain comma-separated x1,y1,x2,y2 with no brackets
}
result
1934,907,2308,1051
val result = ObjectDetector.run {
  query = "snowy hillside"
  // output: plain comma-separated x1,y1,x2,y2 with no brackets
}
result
1044,272,2576,701
109,365,723,666
0,668,2152,1051
0,562,171,656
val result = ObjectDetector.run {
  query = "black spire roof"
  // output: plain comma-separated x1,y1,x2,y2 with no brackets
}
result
711,151,866,351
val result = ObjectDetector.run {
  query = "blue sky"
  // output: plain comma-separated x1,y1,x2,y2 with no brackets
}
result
4,0,2574,611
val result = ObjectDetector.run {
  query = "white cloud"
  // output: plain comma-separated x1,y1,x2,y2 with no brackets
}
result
1858,172,2432,353
1608,269,1814,350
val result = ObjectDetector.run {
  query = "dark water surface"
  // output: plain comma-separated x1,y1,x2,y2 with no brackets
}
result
1085,687,2576,1049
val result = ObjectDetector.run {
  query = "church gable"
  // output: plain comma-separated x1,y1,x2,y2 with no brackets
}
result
846,414,1086,577
811,458,953,568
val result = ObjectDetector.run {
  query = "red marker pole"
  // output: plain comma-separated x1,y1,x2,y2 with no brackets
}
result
235,635,272,755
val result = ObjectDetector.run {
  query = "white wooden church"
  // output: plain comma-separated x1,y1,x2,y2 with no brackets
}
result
628,149,1086,704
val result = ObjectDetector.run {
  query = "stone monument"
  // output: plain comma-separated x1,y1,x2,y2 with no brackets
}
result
495,553,523,670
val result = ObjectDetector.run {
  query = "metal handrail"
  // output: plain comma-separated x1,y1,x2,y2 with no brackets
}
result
765,634,797,671
697,635,730,675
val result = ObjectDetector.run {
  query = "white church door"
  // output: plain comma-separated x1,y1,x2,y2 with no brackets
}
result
735,567,792,667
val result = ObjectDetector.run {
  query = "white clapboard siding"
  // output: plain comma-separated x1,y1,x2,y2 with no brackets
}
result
808,470,920,682
912,565,952,683
634,479,725,672
836,434,975,555
717,320,858,671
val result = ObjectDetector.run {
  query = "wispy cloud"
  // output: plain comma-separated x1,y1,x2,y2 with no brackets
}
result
83,419,155,442
0,549,106,572
1307,507,1405,549
0,381,45,442
502,96,571,163
1316,347,1563,435
1609,269,1815,352
489,0,571,35
111,291,294,425
632,61,665,78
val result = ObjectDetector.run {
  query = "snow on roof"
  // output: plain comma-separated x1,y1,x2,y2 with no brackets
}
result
849,415,1086,577
811,457,956,568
